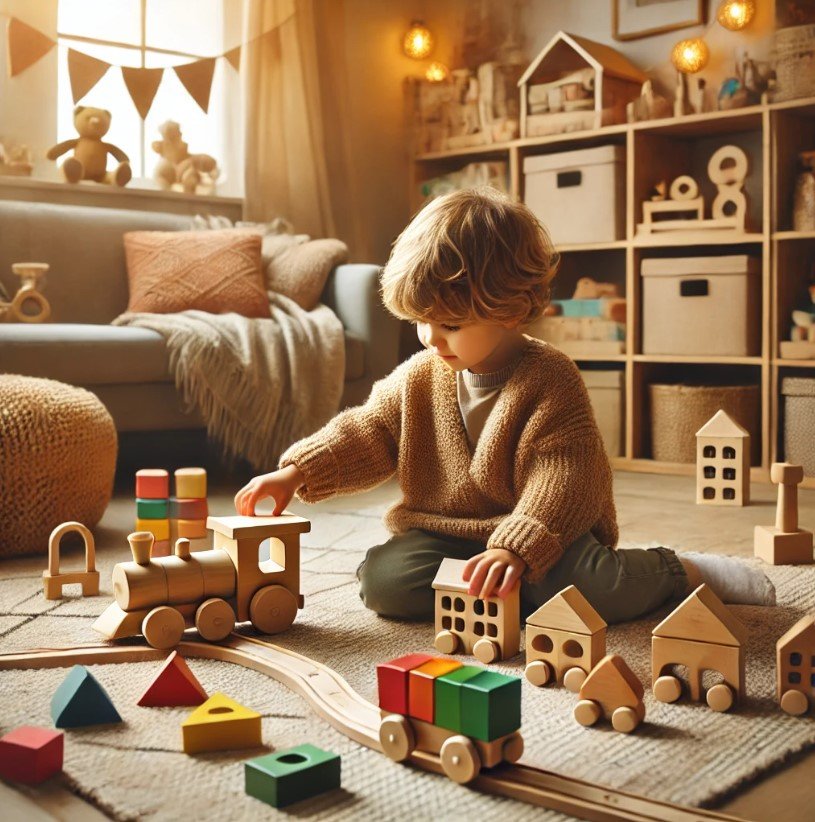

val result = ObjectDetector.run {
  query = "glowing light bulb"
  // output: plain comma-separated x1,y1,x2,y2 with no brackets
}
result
671,38,709,74
403,20,434,60
425,61,449,82
717,0,755,31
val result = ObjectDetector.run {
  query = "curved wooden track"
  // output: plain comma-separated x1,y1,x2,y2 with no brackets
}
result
0,635,739,822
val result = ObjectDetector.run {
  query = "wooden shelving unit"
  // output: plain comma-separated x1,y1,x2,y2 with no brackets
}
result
411,96,815,487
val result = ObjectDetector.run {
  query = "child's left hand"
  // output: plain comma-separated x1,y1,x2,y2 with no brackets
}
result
462,548,526,599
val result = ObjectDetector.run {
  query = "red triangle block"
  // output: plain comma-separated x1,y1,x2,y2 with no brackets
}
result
137,651,208,707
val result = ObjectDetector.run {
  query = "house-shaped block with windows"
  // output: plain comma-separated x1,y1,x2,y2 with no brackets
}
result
696,409,751,506
776,614,815,716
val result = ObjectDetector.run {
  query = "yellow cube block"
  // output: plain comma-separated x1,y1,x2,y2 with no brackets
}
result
136,518,169,541
175,467,207,499
177,518,208,539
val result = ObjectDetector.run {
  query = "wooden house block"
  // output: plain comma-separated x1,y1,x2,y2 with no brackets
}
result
175,467,207,499
524,585,607,691
407,658,462,723
696,410,751,506
245,744,340,808
182,692,262,754
135,468,169,499
776,614,815,716
376,653,434,715
431,557,520,663
0,726,63,784
458,670,521,742
42,521,100,600
51,665,122,728
574,654,645,733
754,463,813,565
137,650,208,707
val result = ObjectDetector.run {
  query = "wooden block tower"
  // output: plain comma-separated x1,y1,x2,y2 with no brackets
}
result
135,469,170,557
754,462,813,565
696,409,750,506
172,468,209,546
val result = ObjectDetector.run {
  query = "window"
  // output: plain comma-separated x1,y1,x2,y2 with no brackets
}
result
723,446,736,460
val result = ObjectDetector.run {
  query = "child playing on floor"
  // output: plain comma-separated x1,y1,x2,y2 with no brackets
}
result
235,188,774,622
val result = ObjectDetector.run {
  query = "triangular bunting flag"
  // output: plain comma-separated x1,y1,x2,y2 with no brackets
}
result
7,16,56,78
67,48,110,103
181,692,261,753
138,650,208,707
50,665,122,728
121,65,163,119
223,45,241,71
174,57,216,113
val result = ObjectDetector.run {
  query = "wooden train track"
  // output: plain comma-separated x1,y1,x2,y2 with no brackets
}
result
0,636,740,822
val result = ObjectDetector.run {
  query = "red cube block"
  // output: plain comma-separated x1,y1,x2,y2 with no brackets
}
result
0,726,64,784
135,469,169,500
376,653,434,715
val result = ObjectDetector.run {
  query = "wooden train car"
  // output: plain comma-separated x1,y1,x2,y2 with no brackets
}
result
376,654,523,784
93,514,310,650
777,614,815,716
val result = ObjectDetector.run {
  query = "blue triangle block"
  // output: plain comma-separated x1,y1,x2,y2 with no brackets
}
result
51,665,122,728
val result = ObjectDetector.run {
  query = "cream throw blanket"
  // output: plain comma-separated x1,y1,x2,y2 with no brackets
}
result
113,292,345,469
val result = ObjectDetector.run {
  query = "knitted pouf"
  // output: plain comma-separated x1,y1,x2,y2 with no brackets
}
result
0,375,117,557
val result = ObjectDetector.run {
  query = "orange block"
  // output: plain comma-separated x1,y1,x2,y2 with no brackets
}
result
136,469,169,499
176,519,207,539
408,658,462,723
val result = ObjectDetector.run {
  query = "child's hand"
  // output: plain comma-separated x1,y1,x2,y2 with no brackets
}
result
462,548,526,600
234,464,305,516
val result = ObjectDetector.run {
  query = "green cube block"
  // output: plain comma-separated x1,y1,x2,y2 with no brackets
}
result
435,665,484,733
459,670,521,742
136,498,168,519
245,744,340,808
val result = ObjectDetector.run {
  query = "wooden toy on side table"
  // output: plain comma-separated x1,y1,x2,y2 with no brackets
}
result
652,584,747,712
776,614,815,716
432,557,520,663
524,585,606,692
754,463,813,565
42,521,100,600
245,744,341,808
0,726,63,784
181,692,262,754
573,654,645,733
696,409,751,506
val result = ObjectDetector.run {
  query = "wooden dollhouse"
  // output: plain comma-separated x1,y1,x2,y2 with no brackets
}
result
776,614,815,716
696,410,751,506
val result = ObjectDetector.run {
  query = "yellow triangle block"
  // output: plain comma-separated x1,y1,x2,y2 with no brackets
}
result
181,692,262,754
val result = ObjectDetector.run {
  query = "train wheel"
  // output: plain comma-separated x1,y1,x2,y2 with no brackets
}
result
780,689,809,716
706,683,735,712
573,699,601,727
563,666,587,694
195,598,235,642
473,638,499,664
502,731,524,764
611,706,640,733
142,606,185,649
434,630,459,654
440,735,481,784
653,674,682,703
525,659,552,687
250,585,298,634
379,715,415,762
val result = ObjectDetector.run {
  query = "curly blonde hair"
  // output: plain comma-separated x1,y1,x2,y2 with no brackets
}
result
381,187,558,326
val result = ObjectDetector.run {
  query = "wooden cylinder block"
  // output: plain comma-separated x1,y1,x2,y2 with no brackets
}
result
193,549,236,599
113,561,168,611
162,555,205,604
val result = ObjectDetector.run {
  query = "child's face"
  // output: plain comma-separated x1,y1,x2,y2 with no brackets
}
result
416,318,519,373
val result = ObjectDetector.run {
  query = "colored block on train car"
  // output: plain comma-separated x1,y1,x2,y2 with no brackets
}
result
0,726,63,784
135,469,169,499
245,744,340,808
175,467,207,499
137,517,170,542
376,654,434,715
176,518,208,539
434,665,484,733
459,670,521,742
136,498,169,519
408,658,462,723
170,497,209,520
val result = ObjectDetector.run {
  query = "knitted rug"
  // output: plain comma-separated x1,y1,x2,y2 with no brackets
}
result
1,510,814,821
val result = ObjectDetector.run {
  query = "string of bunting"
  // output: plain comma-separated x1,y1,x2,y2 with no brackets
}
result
5,15,274,118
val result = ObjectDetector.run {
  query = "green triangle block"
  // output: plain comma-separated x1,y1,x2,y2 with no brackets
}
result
51,665,122,728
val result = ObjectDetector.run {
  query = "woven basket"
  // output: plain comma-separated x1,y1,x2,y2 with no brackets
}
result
649,383,760,464
0,375,117,557
774,25,815,102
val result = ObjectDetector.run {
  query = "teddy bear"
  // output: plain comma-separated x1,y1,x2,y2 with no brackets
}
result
46,106,131,186
152,120,218,194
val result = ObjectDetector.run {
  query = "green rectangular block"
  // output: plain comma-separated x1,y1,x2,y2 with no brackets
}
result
434,665,484,733
245,744,340,808
135,498,168,519
459,670,521,742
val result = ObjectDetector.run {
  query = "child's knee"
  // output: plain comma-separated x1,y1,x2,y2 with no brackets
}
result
357,545,434,620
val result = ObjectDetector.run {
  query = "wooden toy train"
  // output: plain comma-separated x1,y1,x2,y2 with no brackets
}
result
93,515,310,650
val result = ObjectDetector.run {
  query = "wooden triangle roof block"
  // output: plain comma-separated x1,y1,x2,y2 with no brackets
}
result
696,409,750,439
653,584,747,647
526,585,607,635
138,650,208,707
580,654,644,706
777,614,815,654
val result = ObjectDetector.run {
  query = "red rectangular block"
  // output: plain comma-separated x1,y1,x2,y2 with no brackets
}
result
376,653,434,715
0,726,63,784
171,497,209,519
135,469,169,499
408,659,462,723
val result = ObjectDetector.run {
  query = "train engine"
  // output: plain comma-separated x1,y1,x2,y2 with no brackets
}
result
93,514,310,649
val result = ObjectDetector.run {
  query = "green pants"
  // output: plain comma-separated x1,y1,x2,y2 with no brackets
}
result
357,529,689,625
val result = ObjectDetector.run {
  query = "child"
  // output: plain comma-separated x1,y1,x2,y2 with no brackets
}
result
235,188,774,623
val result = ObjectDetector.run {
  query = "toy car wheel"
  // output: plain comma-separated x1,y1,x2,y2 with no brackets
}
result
653,674,682,703
525,659,552,687
440,735,481,784
563,666,587,693
434,630,459,654
706,683,735,712
502,731,524,764
473,638,498,664
573,699,602,727
249,584,298,634
195,597,236,642
142,606,185,649
780,689,809,716
379,715,415,762
611,706,641,733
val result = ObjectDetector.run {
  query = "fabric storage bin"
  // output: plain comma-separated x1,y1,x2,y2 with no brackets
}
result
641,256,760,356
782,377,815,476
523,145,624,245
581,369,624,457
649,383,760,464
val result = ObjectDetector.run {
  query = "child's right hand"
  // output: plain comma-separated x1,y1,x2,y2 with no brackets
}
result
234,464,305,517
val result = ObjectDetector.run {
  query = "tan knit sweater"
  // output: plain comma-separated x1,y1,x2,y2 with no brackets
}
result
279,337,618,581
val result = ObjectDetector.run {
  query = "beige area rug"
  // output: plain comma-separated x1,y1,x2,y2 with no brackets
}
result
1,501,814,821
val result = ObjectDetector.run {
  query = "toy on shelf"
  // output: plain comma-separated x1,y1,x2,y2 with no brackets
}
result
0,726,63,784
776,614,815,716
137,649,208,707
245,744,341,808
377,654,523,784
152,121,219,195
518,31,646,138
652,583,747,713
431,557,520,663
93,513,310,649
0,139,33,176
51,665,122,728
717,50,772,111
0,262,51,323
754,463,813,565
42,521,100,600
181,691,261,754
696,410,751,507
573,654,645,733
626,79,670,123
780,276,815,359
793,150,815,232
674,73,708,117
524,584,606,692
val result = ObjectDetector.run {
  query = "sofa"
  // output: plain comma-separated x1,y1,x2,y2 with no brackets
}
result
0,200,400,434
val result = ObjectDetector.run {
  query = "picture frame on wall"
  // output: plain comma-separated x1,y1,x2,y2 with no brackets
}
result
612,0,706,41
